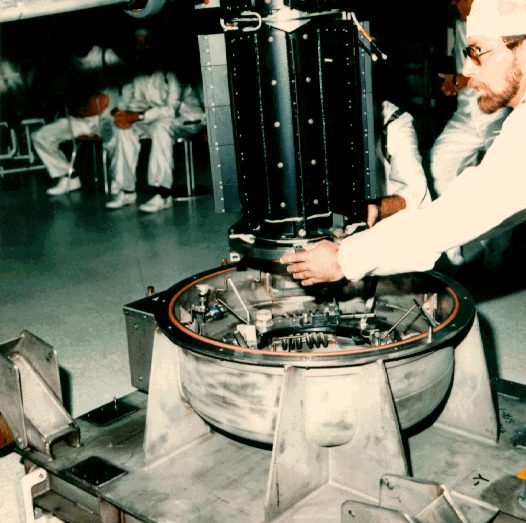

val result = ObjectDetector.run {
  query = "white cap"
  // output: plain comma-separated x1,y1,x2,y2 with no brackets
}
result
467,0,526,37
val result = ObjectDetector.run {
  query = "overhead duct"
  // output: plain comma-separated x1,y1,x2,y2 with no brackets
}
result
0,0,167,23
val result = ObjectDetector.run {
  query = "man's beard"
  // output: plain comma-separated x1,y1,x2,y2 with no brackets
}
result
472,57,523,114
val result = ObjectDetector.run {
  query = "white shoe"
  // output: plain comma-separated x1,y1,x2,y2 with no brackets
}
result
105,191,137,210
47,176,81,195
446,247,464,267
138,194,173,213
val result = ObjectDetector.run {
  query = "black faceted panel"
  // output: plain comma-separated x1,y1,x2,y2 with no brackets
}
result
226,18,374,238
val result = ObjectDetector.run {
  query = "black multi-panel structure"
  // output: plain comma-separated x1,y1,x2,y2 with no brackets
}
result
202,1,376,260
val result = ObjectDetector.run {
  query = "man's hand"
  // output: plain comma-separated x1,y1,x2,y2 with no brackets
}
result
438,73,458,96
280,240,344,286
113,110,141,129
367,195,406,228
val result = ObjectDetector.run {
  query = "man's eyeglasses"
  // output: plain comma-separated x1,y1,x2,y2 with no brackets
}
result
463,46,498,66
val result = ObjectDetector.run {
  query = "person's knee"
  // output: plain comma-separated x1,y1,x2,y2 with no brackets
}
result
32,125,67,148
31,128,45,146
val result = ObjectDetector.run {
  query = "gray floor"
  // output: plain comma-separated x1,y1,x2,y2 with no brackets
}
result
1,157,526,420
0,160,239,417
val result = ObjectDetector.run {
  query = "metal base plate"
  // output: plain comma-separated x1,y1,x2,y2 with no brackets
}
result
61,456,126,489
15,390,526,523
79,398,139,427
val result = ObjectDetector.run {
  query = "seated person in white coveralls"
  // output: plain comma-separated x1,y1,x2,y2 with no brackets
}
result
105,72,204,213
32,44,122,196
105,30,205,213
367,99,431,229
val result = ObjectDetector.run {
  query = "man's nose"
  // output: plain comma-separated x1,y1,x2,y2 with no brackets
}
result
462,55,475,77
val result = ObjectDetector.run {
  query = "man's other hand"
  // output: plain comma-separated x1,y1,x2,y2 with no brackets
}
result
438,73,458,96
367,195,406,228
280,240,344,286
113,110,140,129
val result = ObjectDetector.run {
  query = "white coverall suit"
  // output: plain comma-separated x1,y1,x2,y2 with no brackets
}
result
338,101,526,281
108,71,204,192
31,47,121,180
430,19,511,195
376,101,431,212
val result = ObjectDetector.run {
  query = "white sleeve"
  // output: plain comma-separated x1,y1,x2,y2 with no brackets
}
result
386,112,430,210
338,106,526,281
172,85,205,126
103,48,123,67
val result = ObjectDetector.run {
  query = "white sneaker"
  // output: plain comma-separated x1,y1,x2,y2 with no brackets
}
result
138,194,173,213
446,247,464,267
47,176,81,195
105,191,137,210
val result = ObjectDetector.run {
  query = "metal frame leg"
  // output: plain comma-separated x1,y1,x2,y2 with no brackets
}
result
102,146,109,199
143,329,211,468
173,137,210,202
264,361,409,522
184,140,193,197
434,313,499,445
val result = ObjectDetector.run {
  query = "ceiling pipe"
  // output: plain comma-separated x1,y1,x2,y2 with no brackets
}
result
0,0,129,23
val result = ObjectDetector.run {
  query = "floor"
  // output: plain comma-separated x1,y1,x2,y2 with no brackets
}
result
0,147,239,418
2,145,526,523
1,148,526,420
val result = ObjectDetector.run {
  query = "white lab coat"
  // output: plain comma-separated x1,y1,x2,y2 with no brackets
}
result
376,101,430,211
338,102,526,281
429,20,511,197
108,72,205,190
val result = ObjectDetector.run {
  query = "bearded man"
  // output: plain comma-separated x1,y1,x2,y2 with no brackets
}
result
281,0,526,285
430,0,512,267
